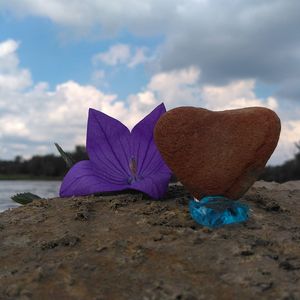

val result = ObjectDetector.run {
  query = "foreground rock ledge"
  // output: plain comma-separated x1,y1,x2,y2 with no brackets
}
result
0,182,300,300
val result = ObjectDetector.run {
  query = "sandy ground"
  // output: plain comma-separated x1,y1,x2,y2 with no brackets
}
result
0,181,299,300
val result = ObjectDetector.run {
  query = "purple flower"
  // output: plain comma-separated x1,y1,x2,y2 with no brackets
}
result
60,103,171,199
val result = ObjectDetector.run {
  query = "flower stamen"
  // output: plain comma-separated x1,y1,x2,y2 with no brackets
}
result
128,156,138,184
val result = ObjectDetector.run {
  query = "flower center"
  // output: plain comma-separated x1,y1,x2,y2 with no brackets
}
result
128,156,138,184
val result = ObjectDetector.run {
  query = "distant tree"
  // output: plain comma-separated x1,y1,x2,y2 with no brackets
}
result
0,145,88,179
14,155,24,164
260,141,300,182
72,145,88,161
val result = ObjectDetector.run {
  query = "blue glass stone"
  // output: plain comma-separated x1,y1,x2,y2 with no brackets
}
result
189,196,249,228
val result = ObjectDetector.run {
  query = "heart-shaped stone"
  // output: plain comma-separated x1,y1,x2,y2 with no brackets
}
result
154,107,281,199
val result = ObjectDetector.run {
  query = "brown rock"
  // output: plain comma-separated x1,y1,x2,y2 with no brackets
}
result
154,106,281,199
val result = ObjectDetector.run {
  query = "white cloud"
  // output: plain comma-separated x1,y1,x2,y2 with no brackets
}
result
146,66,201,107
93,44,131,66
0,0,176,35
270,120,300,165
0,79,129,159
0,70,32,91
91,69,108,88
202,80,278,111
127,47,149,68
0,39,19,57
0,40,32,91
125,66,200,125
0,39,127,158
93,44,150,68
91,69,105,82
0,1,91,29
0,116,30,137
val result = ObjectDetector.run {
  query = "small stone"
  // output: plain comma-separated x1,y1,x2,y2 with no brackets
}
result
279,260,300,271
154,107,280,199
96,246,108,252
6,284,20,297
189,196,249,228
240,250,254,256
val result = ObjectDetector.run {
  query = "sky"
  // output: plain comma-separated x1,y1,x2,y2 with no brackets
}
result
0,0,300,165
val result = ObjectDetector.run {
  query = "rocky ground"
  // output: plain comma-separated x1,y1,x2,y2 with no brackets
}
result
0,181,299,300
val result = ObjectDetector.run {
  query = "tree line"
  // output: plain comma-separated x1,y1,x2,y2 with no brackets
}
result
260,143,300,182
0,144,299,182
0,146,87,179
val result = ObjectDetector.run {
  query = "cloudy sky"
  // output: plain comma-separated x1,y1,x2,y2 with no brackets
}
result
0,0,300,165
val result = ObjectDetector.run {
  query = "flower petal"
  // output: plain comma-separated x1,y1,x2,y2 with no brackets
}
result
130,103,172,198
131,169,171,199
60,160,130,197
131,103,169,175
87,108,132,182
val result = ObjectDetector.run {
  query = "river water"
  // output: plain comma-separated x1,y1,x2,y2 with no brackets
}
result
0,180,61,212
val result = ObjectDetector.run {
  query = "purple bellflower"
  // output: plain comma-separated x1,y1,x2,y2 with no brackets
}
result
60,103,171,199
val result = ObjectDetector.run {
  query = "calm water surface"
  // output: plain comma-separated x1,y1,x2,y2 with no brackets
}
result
0,180,61,212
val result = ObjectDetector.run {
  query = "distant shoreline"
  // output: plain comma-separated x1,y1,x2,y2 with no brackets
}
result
0,175,62,181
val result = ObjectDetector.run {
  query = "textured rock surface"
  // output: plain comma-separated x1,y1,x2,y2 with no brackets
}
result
0,181,300,300
154,107,281,199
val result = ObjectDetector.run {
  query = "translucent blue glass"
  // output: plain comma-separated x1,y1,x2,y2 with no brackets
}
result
189,196,249,228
